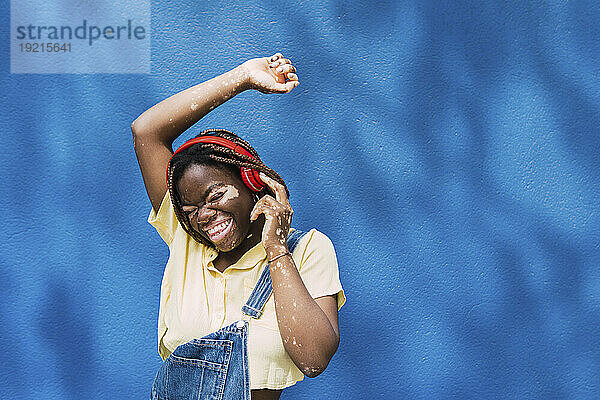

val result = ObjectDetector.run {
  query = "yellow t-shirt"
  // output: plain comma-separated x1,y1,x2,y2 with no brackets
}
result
148,192,346,390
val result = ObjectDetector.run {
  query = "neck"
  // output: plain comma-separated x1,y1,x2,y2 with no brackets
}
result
213,216,264,272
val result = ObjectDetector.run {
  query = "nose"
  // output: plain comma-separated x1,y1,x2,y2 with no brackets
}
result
196,205,217,226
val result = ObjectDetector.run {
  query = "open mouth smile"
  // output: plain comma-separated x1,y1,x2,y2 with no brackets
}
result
204,217,233,242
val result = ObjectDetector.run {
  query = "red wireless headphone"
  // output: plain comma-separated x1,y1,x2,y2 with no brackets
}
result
167,135,266,192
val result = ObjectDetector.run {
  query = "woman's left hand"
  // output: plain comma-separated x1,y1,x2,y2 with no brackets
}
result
249,173,293,256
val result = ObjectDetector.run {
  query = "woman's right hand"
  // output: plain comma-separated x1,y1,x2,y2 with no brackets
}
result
132,53,299,212
242,53,300,94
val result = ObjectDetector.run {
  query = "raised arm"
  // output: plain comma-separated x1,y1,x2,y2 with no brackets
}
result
131,53,299,212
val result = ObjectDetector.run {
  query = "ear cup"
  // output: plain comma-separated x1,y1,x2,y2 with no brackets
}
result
168,134,265,192
241,167,265,191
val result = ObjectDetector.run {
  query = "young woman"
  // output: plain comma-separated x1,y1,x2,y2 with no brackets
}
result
132,53,345,400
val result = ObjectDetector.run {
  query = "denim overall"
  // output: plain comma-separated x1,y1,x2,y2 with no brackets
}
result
151,229,307,400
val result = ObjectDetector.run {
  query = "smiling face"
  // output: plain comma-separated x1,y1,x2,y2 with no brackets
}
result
176,163,256,252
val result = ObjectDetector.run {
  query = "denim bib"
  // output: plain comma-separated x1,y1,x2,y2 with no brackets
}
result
151,229,307,400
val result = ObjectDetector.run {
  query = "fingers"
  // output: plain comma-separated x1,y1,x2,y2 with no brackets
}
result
276,64,296,76
269,58,288,68
269,53,284,62
269,59,295,76
249,198,263,221
263,81,298,94
268,53,300,88
269,62,298,83
259,172,290,205
250,195,279,221
250,195,293,228
249,196,265,221
282,80,299,92
270,59,291,68
250,172,294,221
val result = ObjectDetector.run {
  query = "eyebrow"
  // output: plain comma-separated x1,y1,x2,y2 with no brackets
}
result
180,182,226,206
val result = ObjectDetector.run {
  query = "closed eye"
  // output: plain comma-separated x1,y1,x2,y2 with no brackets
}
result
182,206,198,217
208,191,225,203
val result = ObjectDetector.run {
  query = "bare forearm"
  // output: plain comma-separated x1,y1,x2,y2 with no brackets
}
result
268,250,339,377
250,172,338,377
130,53,298,212
131,65,250,144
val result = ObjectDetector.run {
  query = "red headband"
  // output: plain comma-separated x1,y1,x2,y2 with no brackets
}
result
167,135,265,192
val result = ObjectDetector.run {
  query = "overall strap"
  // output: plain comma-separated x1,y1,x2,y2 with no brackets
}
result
241,229,306,319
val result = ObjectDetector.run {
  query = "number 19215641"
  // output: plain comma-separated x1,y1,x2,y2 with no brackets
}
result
19,42,71,53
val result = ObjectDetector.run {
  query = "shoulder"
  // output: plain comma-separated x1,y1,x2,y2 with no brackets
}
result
291,228,337,271
298,228,335,249
148,191,180,246
290,228,345,309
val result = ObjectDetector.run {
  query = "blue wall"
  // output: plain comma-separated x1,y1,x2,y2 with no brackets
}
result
1,1,599,398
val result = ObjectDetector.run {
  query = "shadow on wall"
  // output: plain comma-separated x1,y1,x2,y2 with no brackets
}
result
269,0,600,397
0,265,29,398
2,0,598,398
37,277,96,398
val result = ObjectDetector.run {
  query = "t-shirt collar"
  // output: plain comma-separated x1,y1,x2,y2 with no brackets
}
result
205,241,267,273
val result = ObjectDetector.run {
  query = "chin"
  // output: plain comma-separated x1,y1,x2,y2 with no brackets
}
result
214,242,237,252
214,229,246,252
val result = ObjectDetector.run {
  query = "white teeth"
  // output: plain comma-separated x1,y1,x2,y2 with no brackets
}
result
207,219,230,235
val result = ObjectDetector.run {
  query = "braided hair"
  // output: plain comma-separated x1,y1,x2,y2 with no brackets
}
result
167,128,288,247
